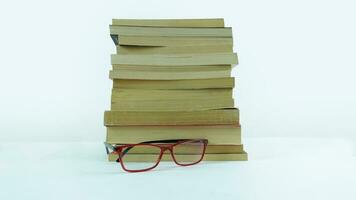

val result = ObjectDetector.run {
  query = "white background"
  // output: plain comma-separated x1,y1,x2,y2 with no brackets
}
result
0,0,356,199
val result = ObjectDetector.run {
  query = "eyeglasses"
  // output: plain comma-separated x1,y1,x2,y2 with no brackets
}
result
104,139,208,172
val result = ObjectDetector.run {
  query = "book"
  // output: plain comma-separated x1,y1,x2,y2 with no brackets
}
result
112,78,235,90
111,88,233,101
110,26,232,37
117,45,233,54
114,35,233,46
109,69,231,80
105,143,244,154
112,18,225,27
106,125,241,145
111,53,238,66
110,65,232,80
110,89,234,111
111,64,232,71
108,152,248,162
110,98,234,111
104,109,239,126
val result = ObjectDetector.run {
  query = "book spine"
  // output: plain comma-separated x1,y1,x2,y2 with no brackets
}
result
104,110,239,126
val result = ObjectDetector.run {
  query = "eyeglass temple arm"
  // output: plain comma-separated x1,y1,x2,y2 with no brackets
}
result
104,142,116,155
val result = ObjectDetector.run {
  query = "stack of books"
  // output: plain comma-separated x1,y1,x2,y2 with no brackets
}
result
104,18,247,162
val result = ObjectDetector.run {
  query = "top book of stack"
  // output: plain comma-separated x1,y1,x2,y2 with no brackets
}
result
110,18,234,47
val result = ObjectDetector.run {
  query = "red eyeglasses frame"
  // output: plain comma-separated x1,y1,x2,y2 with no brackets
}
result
105,139,208,173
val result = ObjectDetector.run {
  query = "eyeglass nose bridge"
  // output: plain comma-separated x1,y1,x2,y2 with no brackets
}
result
160,146,173,153
159,146,175,159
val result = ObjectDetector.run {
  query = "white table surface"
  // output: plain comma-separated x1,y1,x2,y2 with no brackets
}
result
1,138,355,200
